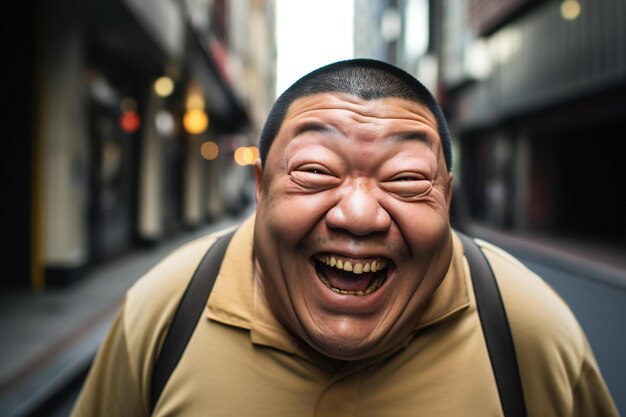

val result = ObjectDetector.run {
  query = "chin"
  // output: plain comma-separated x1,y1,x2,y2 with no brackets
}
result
304,323,388,361
315,339,382,361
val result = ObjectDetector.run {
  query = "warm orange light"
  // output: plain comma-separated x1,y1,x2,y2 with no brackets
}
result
249,146,260,162
183,109,209,134
242,148,255,165
201,141,219,160
234,147,245,165
120,111,141,133
234,146,258,166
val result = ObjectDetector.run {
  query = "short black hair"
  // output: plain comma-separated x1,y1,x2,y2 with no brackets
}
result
259,59,452,171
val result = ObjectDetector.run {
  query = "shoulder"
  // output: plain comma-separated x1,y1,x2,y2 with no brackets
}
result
475,239,595,414
475,238,583,346
120,230,232,387
125,233,221,324
123,224,242,320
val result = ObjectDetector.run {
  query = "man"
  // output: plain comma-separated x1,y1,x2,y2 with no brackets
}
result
71,59,618,416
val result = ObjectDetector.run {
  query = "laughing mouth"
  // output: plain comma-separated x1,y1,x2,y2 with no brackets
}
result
314,253,391,296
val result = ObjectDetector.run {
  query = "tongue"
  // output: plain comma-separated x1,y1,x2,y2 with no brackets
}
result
323,265,376,292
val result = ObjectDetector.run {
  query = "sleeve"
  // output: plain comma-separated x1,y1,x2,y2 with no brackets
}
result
69,302,147,417
69,232,223,416
571,343,620,417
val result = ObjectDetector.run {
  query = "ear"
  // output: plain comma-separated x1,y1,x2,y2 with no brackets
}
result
445,173,454,211
254,159,263,205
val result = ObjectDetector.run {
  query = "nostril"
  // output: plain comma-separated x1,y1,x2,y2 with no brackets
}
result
325,193,391,236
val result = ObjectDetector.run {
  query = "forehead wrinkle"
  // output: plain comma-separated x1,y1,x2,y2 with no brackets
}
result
286,94,437,125
283,95,442,150
287,114,440,157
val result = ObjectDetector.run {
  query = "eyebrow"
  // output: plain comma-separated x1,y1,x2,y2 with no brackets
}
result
385,131,434,149
293,122,340,138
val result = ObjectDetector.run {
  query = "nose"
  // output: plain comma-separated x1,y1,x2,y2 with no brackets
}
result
325,180,391,236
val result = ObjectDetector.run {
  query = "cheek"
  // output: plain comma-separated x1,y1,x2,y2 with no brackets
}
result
386,200,451,252
261,185,336,246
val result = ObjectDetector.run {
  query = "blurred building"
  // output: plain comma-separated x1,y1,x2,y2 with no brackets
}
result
354,0,440,102
354,0,394,61
355,0,626,250
438,0,626,247
7,0,276,290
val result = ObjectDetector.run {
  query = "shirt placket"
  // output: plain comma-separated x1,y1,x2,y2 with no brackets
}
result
314,372,360,417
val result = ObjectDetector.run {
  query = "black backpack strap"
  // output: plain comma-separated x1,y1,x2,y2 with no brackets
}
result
457,232,527,417
149,229,236,413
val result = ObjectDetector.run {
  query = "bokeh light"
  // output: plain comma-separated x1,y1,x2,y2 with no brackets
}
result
561,0,581,20
120,111,141,133
249,146,260,161
183,109,209,134
186,93,205,110
154,76,174,97
200,141,219,160
234,146,259,165
155,110,174,136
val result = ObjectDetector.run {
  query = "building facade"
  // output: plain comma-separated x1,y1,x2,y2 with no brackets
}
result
438,0,626,247
9,0,276,290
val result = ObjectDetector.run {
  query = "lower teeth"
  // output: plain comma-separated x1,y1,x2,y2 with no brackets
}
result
318,274,384,296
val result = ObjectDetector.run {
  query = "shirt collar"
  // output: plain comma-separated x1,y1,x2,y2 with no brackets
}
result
206,215,303,356
206,214,470,359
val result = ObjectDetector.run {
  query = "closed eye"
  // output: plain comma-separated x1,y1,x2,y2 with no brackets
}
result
389,171,429,182
382,174,432,199
289,164,340,190
298,164,333,175
303,167,329,175
392,176,423,181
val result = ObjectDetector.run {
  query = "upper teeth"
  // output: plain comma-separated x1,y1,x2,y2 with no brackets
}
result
315,254,389,274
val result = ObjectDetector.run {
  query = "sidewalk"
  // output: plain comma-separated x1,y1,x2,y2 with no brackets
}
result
466,222,626,289
0,210,252,417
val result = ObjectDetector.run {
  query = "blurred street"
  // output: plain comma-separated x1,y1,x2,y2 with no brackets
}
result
0,208,253,417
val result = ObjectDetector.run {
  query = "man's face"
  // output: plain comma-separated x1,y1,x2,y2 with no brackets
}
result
254,92,454,360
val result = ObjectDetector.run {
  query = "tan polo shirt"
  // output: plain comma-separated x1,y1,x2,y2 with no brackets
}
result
71,215,618,417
